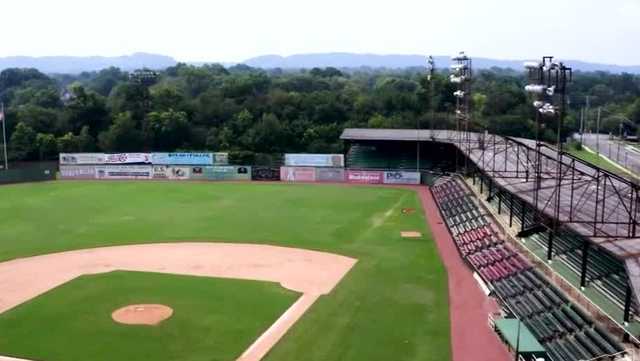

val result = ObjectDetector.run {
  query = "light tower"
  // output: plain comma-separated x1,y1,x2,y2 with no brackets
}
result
524,56,572,261
450,52,472,173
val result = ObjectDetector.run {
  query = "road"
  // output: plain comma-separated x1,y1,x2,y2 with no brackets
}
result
576,133,640,175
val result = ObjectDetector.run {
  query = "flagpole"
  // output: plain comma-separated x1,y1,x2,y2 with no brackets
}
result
1,102,8,170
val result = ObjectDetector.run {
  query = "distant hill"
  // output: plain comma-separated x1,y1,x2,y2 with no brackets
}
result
1,52,639,74
0,53,177,74
243,53,640,74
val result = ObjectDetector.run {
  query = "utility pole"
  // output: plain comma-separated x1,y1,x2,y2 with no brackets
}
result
596,107,601,155
0,102,8,170
580,107,584,145
618,121,623,162
586,95,590,131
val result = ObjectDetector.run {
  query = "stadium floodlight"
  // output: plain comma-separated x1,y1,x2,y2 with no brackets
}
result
450,63,467,71
543,62,560,72
525,84,546,94
451,52,469,61
524,61,542,70
427,56,435,81
450,75,466,83
453,90,465,98
546,86,556,96
539,103,557,116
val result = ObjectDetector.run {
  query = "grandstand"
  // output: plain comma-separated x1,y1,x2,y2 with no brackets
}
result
341,127,640,360
432,178,624,361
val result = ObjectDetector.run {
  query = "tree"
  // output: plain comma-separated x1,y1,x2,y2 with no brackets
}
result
16,105,60,134
78,126,96,152
98,112,144,152
249,113,285,153
628,98,640,124
35,133,58,160
145,109,190,150
9,122,37,160
65,85,109,135
56,132,81,153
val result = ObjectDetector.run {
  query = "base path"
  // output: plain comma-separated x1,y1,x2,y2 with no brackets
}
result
417,187,511,361
0,243,357,361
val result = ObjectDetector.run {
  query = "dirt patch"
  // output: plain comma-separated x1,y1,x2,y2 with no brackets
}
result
112,304,173,326
401,208,416,214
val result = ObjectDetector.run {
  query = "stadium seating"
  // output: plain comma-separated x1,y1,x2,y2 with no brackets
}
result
432,178,624,361
483,187,637,317
346,143,454,172
526,229,635,314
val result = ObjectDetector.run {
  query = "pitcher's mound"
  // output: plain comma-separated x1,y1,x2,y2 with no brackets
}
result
112,304,173,326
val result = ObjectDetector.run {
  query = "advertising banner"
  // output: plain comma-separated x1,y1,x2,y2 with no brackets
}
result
285,154,344,168
151,153,214,165
346,170,383,184
251,167,281,181
59,153,106,165
95,165,152,179
213,153,229,165
205,166,251,181
316,168,345,182
189,166,207,180
167,166,191,180
383,171,421,185
60,165,96,179
280,167,317,182
152,165,169,179
104,153,151,164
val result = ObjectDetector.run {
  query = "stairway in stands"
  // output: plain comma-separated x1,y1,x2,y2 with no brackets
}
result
432,178,625,361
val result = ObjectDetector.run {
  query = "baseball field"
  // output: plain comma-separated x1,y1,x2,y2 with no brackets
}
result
0,181,450,361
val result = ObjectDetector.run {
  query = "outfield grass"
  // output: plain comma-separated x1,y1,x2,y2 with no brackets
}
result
0,181,450,361
0,271,298,361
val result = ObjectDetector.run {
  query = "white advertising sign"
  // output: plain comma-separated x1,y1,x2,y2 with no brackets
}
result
104,153,151,164
59,153,106,165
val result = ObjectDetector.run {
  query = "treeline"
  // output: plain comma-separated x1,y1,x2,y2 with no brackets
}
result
1,63,639,162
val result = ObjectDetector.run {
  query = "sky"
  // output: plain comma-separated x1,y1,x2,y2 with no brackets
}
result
3,0,639,65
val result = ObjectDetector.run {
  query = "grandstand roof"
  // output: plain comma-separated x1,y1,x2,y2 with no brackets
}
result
341,128,442,142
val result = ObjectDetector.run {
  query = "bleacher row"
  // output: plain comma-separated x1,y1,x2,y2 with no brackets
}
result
530,231,634,313
432,178,624,361
489,190,636,316
346,144,454,172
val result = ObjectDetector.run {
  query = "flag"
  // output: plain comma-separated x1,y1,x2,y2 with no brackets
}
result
0,104,4,123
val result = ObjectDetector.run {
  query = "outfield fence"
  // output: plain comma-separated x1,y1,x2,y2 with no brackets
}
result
0,165,56,185
54,152,424,185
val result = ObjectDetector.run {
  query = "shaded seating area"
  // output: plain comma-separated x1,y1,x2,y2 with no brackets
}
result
481,180,638,325
528,231,635,314
432,178,625,361
345,142,456,172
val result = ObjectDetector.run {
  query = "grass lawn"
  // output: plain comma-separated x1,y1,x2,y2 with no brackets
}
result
0,271,299,361
567,148,631,176
0,181,450,361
